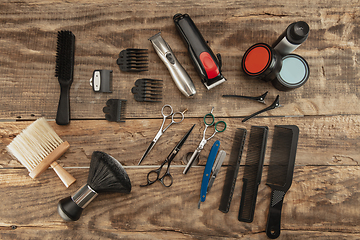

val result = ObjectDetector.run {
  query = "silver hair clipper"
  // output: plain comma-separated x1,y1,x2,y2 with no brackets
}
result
149,32,196,97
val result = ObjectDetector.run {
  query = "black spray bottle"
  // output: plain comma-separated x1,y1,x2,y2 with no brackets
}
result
272,21,309,56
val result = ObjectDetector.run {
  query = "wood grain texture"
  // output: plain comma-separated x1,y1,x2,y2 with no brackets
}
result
0,166,359,239
0,0,359,120
1,116,359,168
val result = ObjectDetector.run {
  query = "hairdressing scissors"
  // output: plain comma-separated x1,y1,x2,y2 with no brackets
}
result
138,104,186,165
183,107,226,174
140,124,195,187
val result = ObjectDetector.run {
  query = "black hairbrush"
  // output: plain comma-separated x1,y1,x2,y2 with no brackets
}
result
55,30,75,125
265,125,299,239
57,151,131,221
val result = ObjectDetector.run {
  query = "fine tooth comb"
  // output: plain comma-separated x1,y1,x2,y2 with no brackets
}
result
265,125,299,239
55,30,75,125
131,78,163,102
219,128,247,213
6,118,76,188
238,126,268,223
116,48,148,72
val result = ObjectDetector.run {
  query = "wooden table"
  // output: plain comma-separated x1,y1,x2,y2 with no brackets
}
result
1,1,359,239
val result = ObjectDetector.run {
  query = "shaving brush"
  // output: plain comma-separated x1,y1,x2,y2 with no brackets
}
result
57,151,131,221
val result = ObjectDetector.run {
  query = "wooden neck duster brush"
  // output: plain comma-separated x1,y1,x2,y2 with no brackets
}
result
6,118,76,187
57,151,132,221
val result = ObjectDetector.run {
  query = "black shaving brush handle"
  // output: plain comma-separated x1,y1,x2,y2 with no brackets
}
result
56,85,70,125
58,196,83,221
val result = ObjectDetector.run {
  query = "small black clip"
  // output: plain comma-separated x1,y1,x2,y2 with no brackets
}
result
242,95,281,122
223,91,268,104
103,99,127,122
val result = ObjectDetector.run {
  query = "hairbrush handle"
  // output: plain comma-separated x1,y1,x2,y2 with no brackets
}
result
29,141,76,188
50,161,76,188
56,85,71,125
266,189,285,239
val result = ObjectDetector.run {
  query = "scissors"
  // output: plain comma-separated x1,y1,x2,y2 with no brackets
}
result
138,104,186,165
183,107,226,174
140,124,195,187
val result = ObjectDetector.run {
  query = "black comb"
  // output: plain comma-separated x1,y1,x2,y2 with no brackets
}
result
116,48,148,72
265,125,299,239
55,30,75,125
103,99,127,122
219,128,247,213
131,78,163,102
238,126,268,223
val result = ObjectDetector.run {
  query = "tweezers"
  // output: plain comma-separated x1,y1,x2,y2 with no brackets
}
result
242,95,281,122
222,91,268,104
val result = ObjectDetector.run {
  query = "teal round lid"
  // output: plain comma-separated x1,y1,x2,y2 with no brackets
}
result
275,54,309,91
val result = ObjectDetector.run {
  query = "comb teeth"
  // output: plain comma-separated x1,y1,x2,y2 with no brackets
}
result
131,78,163,102
117,48,148,72
238,126,268,222
55,30,75,81
266,125,299,189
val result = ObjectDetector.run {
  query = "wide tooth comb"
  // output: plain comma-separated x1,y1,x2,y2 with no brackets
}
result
131,78,163,102
117,48,148,72
265,125,299,239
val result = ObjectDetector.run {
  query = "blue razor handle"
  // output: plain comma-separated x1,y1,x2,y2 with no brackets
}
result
200,140,220,203
173,13,226,90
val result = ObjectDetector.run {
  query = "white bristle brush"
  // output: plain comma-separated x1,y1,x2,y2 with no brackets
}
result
6,118,76,187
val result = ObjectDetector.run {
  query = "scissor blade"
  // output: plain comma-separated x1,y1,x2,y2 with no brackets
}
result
183,149,201,174
207,150,226,193
167,124,195,161
138,141,156,165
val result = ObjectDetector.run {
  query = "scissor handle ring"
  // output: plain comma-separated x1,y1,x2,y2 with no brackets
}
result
204,113,215,126
147,169,160,183
161,105,173,118
215,121,227,132
160,173,173,187
171,111,185,124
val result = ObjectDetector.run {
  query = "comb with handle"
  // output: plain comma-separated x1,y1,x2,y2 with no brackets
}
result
265,125,299,239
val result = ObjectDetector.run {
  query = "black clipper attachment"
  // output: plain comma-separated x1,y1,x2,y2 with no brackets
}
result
131,78,163,102
173,13,226,90
103,99,127,122
117,48,148,72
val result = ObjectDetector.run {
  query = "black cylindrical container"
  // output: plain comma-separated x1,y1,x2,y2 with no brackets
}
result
272,21,309,56
241,43,282,82
272,54,309,91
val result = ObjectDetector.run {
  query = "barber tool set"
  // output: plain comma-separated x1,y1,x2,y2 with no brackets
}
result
5,13,309,239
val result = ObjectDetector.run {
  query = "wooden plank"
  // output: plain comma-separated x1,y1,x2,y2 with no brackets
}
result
0,1,359,120
1,116,359,168
0,166,359,239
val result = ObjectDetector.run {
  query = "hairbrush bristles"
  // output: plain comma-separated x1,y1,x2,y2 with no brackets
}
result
57,151,131,221
87,151,131,193
55,30,75,82
6,118,76,187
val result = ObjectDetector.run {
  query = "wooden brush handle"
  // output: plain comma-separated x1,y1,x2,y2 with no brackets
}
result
50,161,76,188
29,141,76,187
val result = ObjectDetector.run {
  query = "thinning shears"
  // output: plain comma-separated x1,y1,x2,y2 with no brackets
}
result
183,107,226,174
138,104,186,165
140,124,195,187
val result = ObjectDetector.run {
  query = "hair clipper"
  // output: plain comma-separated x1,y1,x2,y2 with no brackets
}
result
173,13,226,90
149,32,196,97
